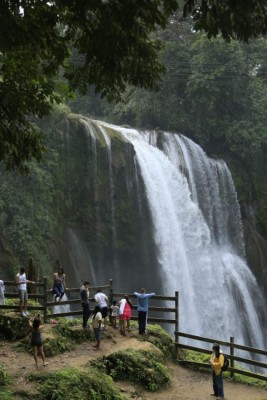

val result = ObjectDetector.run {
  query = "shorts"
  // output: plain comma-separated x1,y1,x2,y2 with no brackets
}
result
93,328,101,341
18,290,28,302
100,307,108,318
31,341,42,347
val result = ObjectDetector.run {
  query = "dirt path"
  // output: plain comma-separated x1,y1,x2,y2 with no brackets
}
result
0,326,266,400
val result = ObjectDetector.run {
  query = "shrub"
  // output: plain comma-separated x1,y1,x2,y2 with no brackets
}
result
144,324,174,358
29,367,125,400
91,348,170,391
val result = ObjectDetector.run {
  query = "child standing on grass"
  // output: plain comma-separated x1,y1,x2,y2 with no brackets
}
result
91,305,102,350
110,300,119,328
29,315,49,369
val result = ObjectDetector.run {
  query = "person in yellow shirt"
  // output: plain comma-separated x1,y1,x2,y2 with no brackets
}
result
209,343,224,399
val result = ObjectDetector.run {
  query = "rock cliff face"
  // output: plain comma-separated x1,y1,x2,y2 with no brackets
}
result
0,111,267,304
243,212,267,294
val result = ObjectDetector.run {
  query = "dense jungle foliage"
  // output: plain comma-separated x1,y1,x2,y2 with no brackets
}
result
1,1,267,171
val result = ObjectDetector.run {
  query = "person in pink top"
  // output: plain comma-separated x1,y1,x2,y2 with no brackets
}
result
119,295,132,336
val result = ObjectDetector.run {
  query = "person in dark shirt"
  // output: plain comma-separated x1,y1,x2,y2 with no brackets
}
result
80,281,91,329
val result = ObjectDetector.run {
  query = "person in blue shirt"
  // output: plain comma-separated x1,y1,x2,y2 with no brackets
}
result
134,288,155,334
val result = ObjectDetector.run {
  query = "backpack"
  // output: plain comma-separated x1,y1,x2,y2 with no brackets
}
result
221,353,229,371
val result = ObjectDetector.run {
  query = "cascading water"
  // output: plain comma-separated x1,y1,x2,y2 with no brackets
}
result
78,117,266,352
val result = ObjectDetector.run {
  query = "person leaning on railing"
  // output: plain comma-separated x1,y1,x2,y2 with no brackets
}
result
134,288,155,335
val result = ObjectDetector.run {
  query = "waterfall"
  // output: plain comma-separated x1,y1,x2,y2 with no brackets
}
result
65,228,96,284
53,294,71,315
80,119,266,351
89,119,266,348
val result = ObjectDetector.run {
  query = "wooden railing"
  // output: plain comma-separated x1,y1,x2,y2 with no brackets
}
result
2,282,266,382
0,280,179,347
175,331,267,382
0,278,114,321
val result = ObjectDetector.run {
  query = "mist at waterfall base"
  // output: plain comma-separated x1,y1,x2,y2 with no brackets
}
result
65,117,267,354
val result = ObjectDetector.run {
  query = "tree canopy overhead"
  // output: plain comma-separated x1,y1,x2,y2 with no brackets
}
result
1,0,267,170
183,0,267,42
0,0,178,171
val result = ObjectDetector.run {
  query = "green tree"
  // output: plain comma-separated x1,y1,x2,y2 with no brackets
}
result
0,0,178,171
2,1,267,170
183,0,267,41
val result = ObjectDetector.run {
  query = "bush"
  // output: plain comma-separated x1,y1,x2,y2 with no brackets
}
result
29,367,125,400
144,324,174,358
91,348,170,391
0,365,9,385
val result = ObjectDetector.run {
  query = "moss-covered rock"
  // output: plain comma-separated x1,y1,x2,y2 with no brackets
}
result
142,324,174,358
91,348,170,391
13,318,94,356
0,313,30,339
28,367,125,400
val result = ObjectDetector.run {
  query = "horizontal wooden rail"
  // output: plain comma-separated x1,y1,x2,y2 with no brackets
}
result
47,299,82,306
176,331,267,356
145,317,176,324
176,331,230,347
0,305,44,311
5,293,45,299
230,343,267,357
176,343,210,355
113,292,175,301
232,355,267,369
4,281,45,288
229,367,267,382
50,310,83,318
63,284,112,293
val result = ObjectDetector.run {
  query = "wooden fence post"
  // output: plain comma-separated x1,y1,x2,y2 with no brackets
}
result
230,336,234,379
43,277,48,322
175,291,179,360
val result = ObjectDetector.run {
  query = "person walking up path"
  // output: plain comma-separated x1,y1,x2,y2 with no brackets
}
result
134,288,155,334
15,267,35,317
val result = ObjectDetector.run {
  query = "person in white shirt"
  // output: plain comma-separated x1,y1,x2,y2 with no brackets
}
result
94,288,109,329
15,267,35,317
